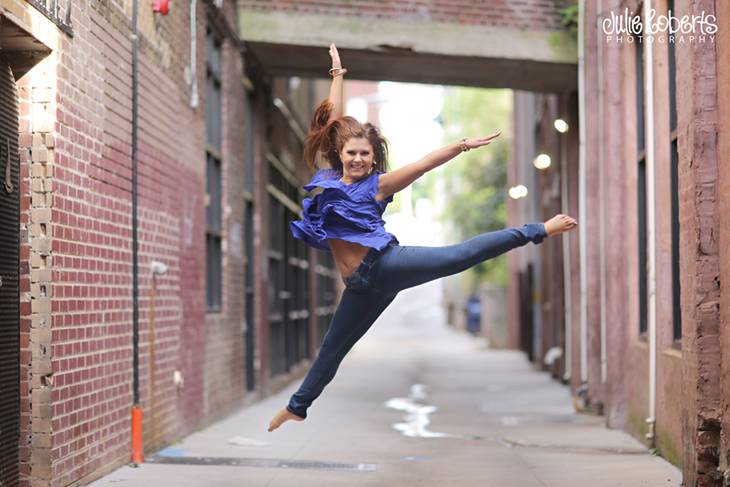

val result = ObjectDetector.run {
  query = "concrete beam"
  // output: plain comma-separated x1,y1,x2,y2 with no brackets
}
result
239,10,577,92
1,1,54,79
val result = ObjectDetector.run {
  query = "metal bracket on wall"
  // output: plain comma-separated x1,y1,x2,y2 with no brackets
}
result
3,137,13,194
26,0,74,37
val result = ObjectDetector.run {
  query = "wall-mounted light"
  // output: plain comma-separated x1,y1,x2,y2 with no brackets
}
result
553,118,569,133
152,0,170,15
508,185,529,199
533,153,552,170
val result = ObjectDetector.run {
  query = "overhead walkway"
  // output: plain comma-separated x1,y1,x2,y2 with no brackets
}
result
238,4,577,92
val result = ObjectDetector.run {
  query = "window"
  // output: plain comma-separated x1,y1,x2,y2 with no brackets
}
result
206,30,223,310
635,27,648,335
243,92,255,194
668,0,681,341
267,161,311,377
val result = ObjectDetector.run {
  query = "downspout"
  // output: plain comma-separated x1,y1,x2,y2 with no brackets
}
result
577,0,588,385
530,95,542,364
190,0,199,108
643,0,658,447
561,113,572,382
130,0,143,465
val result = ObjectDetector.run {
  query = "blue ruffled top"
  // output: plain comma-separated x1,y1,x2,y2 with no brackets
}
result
290,168,399,251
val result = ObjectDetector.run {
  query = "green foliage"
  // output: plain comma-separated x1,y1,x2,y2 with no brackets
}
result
415,87,512,287
561,3,580,39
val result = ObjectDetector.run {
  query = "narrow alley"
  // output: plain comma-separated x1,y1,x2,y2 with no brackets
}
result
3,1,729,486
90,297,680,487
89,215,680,487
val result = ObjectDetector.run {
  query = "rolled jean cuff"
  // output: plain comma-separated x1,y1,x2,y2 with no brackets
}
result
286,403,307,420
524,222,548,244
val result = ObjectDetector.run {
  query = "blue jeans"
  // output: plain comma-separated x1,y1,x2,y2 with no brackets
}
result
286,223,547,418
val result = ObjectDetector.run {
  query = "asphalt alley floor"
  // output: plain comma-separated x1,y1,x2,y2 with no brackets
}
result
89,285,681,487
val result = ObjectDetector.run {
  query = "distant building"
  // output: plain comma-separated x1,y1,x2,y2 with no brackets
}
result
508,1,730,485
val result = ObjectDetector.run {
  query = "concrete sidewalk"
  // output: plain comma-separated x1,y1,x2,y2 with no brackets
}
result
90,288,681,487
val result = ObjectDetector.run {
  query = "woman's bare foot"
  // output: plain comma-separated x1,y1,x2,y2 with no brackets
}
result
268,408,304,432
544,214,577,237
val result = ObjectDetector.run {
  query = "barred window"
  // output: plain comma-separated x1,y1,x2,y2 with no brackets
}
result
634,26,648,336
668,0,681,341
206,30,223,311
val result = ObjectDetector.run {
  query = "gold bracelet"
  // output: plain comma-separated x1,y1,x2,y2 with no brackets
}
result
329,67,347,77
459,138,470,152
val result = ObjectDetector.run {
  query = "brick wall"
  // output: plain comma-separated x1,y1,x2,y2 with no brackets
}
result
717,0,730,478
48,0,210,483
14,0,244,485
202,3,248,421
237,0,572,30
17,35,58,487
510,2,725,483
675,0,722,484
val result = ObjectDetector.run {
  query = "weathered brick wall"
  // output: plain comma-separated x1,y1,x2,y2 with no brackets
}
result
599,0,629,431
202,2,248,421
237,0,573,30
675,0,722,484
717,0,730,480
47,0,210,483
17,30,59,487
14,0,246,485
582,0,604,411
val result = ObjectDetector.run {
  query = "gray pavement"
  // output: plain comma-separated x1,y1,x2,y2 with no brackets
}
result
90,282,681,487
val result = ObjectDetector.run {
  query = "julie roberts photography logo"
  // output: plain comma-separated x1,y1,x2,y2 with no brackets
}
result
602,8,718,44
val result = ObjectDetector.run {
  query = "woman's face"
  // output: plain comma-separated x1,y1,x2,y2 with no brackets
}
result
339,137,375,181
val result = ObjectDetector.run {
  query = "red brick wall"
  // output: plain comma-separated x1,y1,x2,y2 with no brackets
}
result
14,0,251,485
718,0,730,477
238,0,573,30
582,0,604,410
599,0,629,431
46,0,211,483
202,8,248,420
674,0,722,484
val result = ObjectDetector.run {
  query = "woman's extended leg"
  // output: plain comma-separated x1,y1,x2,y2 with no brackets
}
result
376,223,550,295
268,288,396,431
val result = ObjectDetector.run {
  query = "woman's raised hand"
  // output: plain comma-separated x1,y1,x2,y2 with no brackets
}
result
329,43,347,76
462,131,502,151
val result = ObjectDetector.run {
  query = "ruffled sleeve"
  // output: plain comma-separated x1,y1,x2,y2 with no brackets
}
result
290,168,398,252
303,168,343,192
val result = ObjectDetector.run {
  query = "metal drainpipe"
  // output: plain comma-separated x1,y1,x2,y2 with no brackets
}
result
131,0,140,412
130,0,142,464
530,94,542,364
577,0,588,385
190,0,199,108
561,111,572,382
643,0,658,447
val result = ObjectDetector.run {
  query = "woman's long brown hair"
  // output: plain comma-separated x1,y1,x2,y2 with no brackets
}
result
303,99,389,173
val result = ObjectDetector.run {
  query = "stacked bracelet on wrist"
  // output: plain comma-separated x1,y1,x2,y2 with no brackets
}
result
329,67,347,77
459,138,470,152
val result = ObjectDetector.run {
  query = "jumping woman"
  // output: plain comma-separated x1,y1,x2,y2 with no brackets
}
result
268,44,577,432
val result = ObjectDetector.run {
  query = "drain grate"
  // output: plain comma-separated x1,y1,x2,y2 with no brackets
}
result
146,455,377,472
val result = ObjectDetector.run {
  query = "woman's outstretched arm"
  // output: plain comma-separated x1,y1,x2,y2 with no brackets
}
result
303,44,348,168
376,131,502,201
326,43,346,123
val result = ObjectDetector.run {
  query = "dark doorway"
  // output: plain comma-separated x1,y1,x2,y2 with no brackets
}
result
0,54,20,487
519,264,534,362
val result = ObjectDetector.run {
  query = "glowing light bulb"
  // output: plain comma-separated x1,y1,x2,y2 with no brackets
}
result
508,185,529,199
554,118,569,133
533,153,552,170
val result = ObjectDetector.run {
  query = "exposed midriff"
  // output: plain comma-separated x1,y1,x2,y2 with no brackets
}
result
328,238,370,278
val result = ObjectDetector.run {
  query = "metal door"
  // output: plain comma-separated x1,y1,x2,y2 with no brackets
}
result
0,53,20,487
